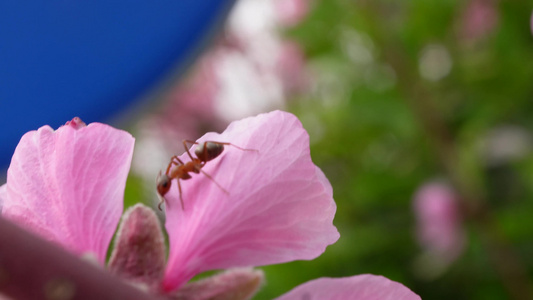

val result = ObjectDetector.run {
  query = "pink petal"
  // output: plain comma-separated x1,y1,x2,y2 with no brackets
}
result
275,274,421,300
2,119,134,264
174,268,264,300
162,110,339,291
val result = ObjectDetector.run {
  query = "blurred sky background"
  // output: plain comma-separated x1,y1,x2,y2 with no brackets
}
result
4,0,533,299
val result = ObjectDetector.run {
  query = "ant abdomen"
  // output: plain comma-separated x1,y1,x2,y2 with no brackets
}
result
195,142,224,162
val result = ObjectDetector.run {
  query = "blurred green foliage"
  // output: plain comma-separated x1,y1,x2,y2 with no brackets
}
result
254,0,533,299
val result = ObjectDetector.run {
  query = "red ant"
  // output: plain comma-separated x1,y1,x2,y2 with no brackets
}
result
156,140,256,210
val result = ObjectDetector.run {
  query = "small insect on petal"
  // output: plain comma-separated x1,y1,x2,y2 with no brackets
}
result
156,140,257,211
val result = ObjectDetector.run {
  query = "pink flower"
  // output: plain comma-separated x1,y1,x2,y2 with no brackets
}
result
276,41,309,94
275,0,310,26
1,111,420,299
413,181,465,263
531,11,533,35
459,0,498,42
276,274,420,300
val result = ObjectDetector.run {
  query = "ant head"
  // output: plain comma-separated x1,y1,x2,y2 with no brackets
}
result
156,173,171,196
195,142,224,162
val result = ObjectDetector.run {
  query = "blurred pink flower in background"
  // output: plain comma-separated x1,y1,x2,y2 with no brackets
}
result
531,10,533,35
276,41,310,94
412,181,465,279
156,56,222,139
459,0,498,42
274,0,309,27
158,0,310,125
209,0,311,121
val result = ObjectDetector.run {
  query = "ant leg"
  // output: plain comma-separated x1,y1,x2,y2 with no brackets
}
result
192,140,258,152
169,155,185,165
183,139,258,162
165,161,173,175
182,140,197,161
207,141,256,152
184,139,254,151
169,155,185,163
183,139,210,163
199,169,229,195
166,155,185,174
183,139,200,147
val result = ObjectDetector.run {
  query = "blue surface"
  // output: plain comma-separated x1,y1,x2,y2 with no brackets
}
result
0,0,235,171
